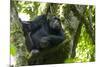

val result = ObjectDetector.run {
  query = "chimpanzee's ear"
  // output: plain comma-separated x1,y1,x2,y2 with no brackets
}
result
52,16,60,21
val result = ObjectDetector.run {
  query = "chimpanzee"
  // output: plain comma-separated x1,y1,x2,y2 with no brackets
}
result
21,15,64,53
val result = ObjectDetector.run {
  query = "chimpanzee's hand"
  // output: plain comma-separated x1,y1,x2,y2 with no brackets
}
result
40,37,49,48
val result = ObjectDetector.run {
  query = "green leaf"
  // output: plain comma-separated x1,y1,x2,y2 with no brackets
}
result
10,44,16,56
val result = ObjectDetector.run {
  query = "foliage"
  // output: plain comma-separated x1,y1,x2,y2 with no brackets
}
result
10,43,16,56
75,24,95,62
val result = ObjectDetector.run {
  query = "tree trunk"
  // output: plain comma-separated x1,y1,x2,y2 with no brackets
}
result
10,1,28,66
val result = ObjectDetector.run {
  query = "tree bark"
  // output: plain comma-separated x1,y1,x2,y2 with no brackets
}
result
10,1,28,66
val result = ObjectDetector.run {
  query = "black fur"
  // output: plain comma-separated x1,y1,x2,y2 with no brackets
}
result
21,15,64,52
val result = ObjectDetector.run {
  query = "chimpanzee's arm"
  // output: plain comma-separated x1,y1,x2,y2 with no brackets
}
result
46,29,64,45
21,15,47,33
49,35,64,41
21,21,37,32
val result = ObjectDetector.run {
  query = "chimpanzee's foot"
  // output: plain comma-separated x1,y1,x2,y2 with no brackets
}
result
31,49,39,54
28,49,39,59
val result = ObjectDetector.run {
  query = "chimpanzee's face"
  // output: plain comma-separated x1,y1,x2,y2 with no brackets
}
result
49,16,61,30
